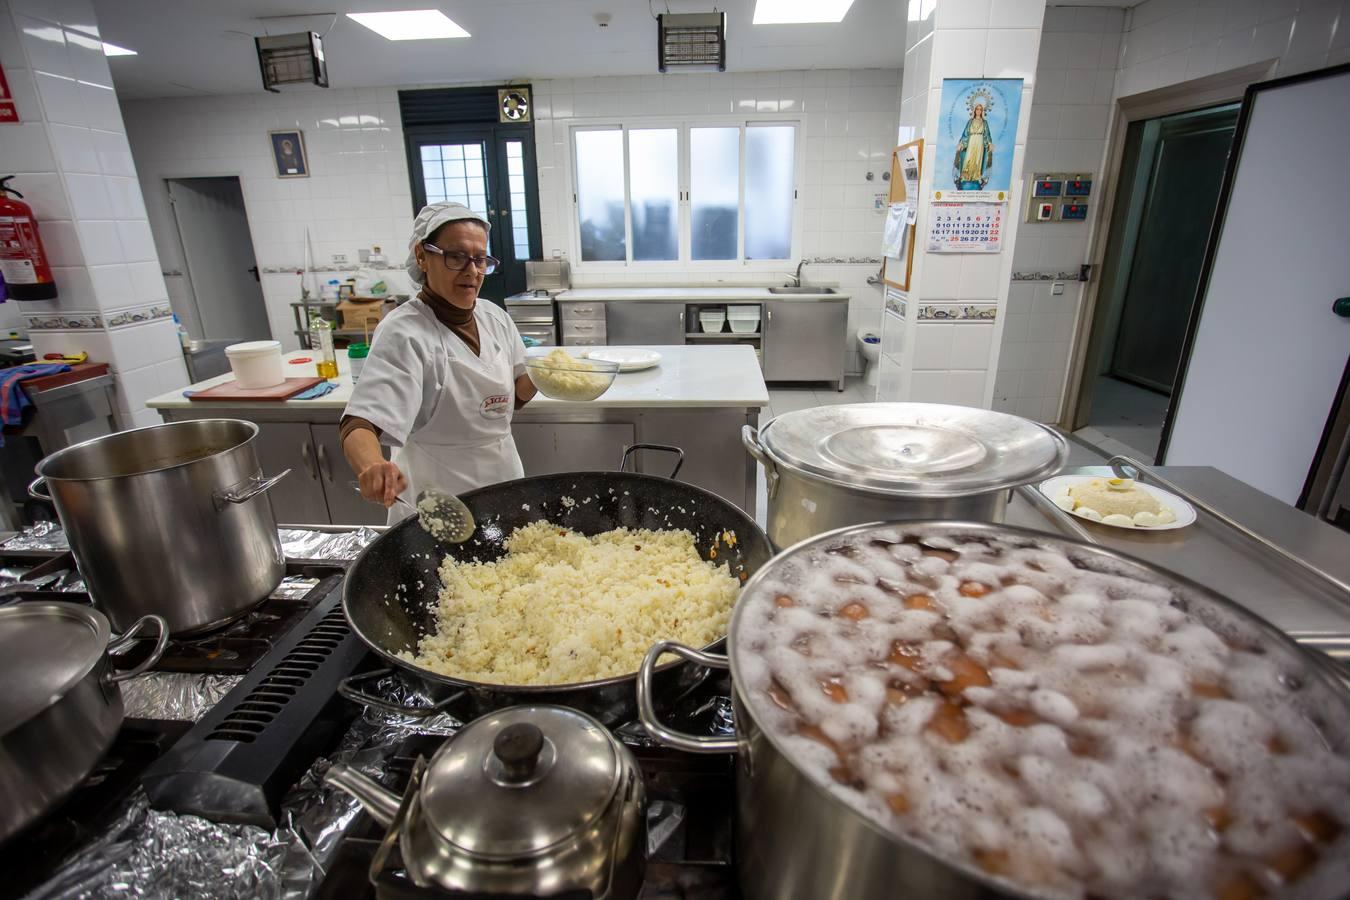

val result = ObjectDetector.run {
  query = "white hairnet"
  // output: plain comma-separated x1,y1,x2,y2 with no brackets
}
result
405,202,491,285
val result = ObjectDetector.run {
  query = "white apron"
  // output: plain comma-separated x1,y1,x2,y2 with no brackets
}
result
388,305,523,523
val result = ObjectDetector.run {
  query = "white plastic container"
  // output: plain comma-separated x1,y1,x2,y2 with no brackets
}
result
727,305,761,334
224,340,285,389
699,310,726,333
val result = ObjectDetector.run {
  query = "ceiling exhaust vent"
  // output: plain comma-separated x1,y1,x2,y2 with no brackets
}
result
255,31,329,92
658,12,726,73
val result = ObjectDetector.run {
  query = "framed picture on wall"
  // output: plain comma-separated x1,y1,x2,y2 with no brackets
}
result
269,129,308,178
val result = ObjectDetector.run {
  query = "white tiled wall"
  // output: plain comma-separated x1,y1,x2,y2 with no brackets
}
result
123,69,900,371
122,88,415,349
991,6,1123,421
1116,0,1350,97
0,0,184,428
879,0,1046,407
532,70,900,375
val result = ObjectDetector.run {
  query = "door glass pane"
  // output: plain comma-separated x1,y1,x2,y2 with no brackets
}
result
745,125,795,260
690,127,739,260
505,140,531,261
419,142,489,220
574,129,626,261
628,129,679,261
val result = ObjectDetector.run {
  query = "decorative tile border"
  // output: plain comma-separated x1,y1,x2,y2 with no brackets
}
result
1012,270,1085,281
806,256,882,265
106,303,174,329
25,312,104,331
884,286,907,318
917,303,997,322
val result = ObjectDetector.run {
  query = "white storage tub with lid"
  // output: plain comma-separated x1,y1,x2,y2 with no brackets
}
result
224,340,285,389
698,310,727,334
727,305,760,334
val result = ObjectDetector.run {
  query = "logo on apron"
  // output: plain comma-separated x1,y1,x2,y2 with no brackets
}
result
480,394,511,419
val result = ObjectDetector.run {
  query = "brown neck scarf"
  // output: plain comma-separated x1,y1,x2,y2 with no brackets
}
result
420,286,480,357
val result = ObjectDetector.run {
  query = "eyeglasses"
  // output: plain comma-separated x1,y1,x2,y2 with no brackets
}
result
422,243,499,275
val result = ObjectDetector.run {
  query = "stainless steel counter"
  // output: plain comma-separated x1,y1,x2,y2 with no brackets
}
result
1009,463,1350,660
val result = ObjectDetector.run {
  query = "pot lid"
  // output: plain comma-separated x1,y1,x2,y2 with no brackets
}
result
760,403,1067,496
0,603,109,737
420,705,621,857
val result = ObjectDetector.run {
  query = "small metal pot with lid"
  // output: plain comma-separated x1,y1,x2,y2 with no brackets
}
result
743,402,1067,548
325,705,646,899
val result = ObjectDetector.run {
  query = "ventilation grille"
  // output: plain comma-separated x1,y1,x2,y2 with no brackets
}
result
400,87,505,126
206,608,349,743
658,13,726,72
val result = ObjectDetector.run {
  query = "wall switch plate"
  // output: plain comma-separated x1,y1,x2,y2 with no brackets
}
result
1052,282,1065,295
1059,202,1088,221
331,253,348,264
1064,175,1093,197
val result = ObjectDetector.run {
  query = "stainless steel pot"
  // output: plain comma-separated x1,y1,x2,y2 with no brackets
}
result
326,705,645,899
637,521,1350,900
743,403,1067,548
0,603,167,844
29,419,289,634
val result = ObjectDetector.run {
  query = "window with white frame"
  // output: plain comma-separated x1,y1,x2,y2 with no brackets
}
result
571,121,799,266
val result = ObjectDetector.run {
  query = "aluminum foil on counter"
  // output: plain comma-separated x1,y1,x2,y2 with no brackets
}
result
120,673,244,722
24,675,459,900
2,520,69,551
278,527,382,561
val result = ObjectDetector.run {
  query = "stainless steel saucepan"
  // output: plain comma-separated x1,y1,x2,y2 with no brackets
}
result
30,418,288,634
0,603,167,844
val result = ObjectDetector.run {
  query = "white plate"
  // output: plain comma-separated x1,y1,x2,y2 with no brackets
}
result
583,349,662,372
1038,475,1197,531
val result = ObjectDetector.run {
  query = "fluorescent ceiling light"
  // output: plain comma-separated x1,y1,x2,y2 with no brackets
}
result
346,9,470,40
102,41,137,56
752,0,856,24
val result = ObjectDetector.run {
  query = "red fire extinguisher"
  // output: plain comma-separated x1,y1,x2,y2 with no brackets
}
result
0,175,58,301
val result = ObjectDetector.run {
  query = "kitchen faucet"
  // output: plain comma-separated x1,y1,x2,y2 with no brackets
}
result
789,259,809,286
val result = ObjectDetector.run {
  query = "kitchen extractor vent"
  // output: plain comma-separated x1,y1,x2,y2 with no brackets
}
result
658,12,726,73
255,31,329,92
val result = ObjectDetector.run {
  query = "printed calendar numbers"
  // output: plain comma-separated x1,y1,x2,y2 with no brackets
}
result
926,201,1006,253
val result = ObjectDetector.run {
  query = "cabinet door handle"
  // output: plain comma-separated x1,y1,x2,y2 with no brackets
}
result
767,308,773,321
679,312,685,325
317,442,333,481
300,441,318,480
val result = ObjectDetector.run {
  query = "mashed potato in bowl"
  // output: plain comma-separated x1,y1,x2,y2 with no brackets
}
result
402,521,740,685
525,349,615,401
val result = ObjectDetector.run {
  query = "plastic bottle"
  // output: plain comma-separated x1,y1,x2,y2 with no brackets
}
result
311,314,338,380
347,342,369,383
173,313,190,349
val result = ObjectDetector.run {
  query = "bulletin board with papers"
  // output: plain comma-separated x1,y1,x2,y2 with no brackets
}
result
882,138,922,291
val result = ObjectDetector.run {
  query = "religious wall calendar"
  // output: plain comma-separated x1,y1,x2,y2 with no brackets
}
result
927,202,1006,253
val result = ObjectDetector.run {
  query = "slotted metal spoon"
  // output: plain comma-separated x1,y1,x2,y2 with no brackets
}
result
415,489,476,543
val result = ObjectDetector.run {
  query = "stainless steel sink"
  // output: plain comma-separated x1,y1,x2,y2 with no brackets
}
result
768,285,836,294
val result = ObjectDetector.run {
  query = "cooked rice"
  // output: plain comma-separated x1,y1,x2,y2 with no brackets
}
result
403,521,740,685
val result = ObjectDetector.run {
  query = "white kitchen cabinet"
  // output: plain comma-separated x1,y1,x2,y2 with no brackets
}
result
311,424,388,525
762,300,847,389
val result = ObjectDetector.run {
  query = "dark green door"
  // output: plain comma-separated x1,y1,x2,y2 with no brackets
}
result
1108,105,1239,393
405,124,542,303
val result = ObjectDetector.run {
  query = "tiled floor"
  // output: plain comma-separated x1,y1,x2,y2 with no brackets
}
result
764,376,872,420
1074,376,1169,462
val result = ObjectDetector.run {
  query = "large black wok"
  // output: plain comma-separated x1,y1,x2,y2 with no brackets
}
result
340,447,774,726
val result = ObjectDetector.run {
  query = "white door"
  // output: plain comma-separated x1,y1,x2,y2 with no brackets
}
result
1162,68,1350,505
167,177,271,341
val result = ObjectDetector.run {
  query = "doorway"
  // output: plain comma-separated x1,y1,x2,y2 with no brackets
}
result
1072,103,1240,460
166,177,270,342
404,123,542,303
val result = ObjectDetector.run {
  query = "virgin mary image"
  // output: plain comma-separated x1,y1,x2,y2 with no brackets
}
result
953,102,993,190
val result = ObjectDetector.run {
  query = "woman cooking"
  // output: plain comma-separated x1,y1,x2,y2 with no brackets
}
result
341,202,536,522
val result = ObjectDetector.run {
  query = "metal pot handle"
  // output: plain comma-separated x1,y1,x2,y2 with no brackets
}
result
338,668,465,718
27,476,51,502
213,469,291,510
741,425,779,499
106,614,170,684
619,443,685,480
637,640,737,754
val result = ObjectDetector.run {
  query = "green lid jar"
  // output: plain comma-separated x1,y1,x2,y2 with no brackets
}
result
347,342,369,382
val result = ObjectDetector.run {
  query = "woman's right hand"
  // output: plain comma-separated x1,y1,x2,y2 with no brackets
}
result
358,460,407,507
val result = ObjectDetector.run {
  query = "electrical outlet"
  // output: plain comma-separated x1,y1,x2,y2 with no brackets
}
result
331,253,348,264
